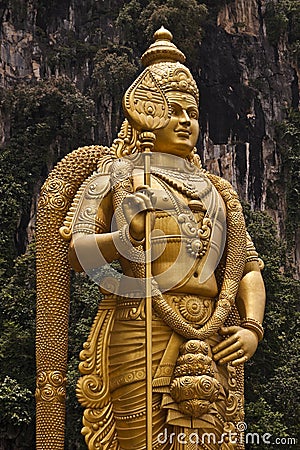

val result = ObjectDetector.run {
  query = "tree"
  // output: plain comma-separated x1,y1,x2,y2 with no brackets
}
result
243,205,300,448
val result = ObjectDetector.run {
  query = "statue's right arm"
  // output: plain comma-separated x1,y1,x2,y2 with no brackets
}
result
68,191,120,272
68,233,120,272
68,188,154,272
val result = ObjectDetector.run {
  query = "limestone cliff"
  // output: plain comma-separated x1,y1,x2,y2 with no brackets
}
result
198,0,299,274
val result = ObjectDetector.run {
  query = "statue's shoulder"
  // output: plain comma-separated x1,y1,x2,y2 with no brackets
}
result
204,171,239,200
37,144,115,243
39,145,110,211
204,171,231,189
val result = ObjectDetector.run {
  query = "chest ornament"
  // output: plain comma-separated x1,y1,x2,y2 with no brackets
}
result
151,169,213,259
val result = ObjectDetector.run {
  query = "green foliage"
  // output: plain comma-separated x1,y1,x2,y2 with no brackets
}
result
116,0,208,65
0,78,95,273
92,46,138,97
0,243,36,385
8,78,95,158
243,205,300,447
265,0,300,60
65,272,101,449
115,0,143,47
276,110,300,266
245,399,288,449
0,244,102,448
91,45,138,142
45,30,100,76
243,204,284,277
0,243,36,446
264,1,289,46
0,171,24,273
0,377,32,426
0,77,95,445
140,0,208,49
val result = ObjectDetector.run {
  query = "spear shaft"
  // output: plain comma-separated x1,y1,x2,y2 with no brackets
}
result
123,68,170,448
140,132,155,450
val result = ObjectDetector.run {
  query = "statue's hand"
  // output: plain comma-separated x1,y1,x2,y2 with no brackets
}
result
212,326,259,366
122,187,156,242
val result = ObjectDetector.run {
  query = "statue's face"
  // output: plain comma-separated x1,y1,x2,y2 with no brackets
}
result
153,90,199,157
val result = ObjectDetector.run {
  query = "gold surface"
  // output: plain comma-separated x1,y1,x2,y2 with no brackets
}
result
36,27,265,449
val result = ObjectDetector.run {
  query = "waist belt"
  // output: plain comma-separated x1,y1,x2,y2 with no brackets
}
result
115,293,215,327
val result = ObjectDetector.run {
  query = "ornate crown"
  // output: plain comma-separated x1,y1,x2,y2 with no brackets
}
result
141,27,199,103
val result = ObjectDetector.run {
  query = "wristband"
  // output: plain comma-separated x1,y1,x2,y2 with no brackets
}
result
241,317,264,342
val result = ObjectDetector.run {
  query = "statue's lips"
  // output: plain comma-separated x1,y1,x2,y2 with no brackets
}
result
175,130,191,138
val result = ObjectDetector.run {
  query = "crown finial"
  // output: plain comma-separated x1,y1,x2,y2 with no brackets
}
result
153,26,173,42
141,26,186,67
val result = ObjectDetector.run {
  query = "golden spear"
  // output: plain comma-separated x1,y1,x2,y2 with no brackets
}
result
123,68,170,449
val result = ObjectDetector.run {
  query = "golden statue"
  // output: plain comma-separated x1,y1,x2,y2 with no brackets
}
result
36,27,265,450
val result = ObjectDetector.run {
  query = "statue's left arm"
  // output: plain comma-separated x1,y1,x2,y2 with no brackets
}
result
212,233,266,366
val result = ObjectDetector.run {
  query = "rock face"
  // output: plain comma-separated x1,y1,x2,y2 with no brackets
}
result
217,0,261,36
0,0,298,273
0,2,40,83
197,0,298,274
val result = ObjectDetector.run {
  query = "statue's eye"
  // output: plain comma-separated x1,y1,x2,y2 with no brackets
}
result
188,109,198,119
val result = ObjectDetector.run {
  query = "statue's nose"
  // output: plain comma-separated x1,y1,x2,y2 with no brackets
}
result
179,109,191,125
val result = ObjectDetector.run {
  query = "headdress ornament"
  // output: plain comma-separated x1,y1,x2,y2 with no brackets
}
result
141,26,186,66
122,27,199,131
141,27,199,104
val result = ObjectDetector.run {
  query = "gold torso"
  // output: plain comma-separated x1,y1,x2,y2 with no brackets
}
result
130,169,222,297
